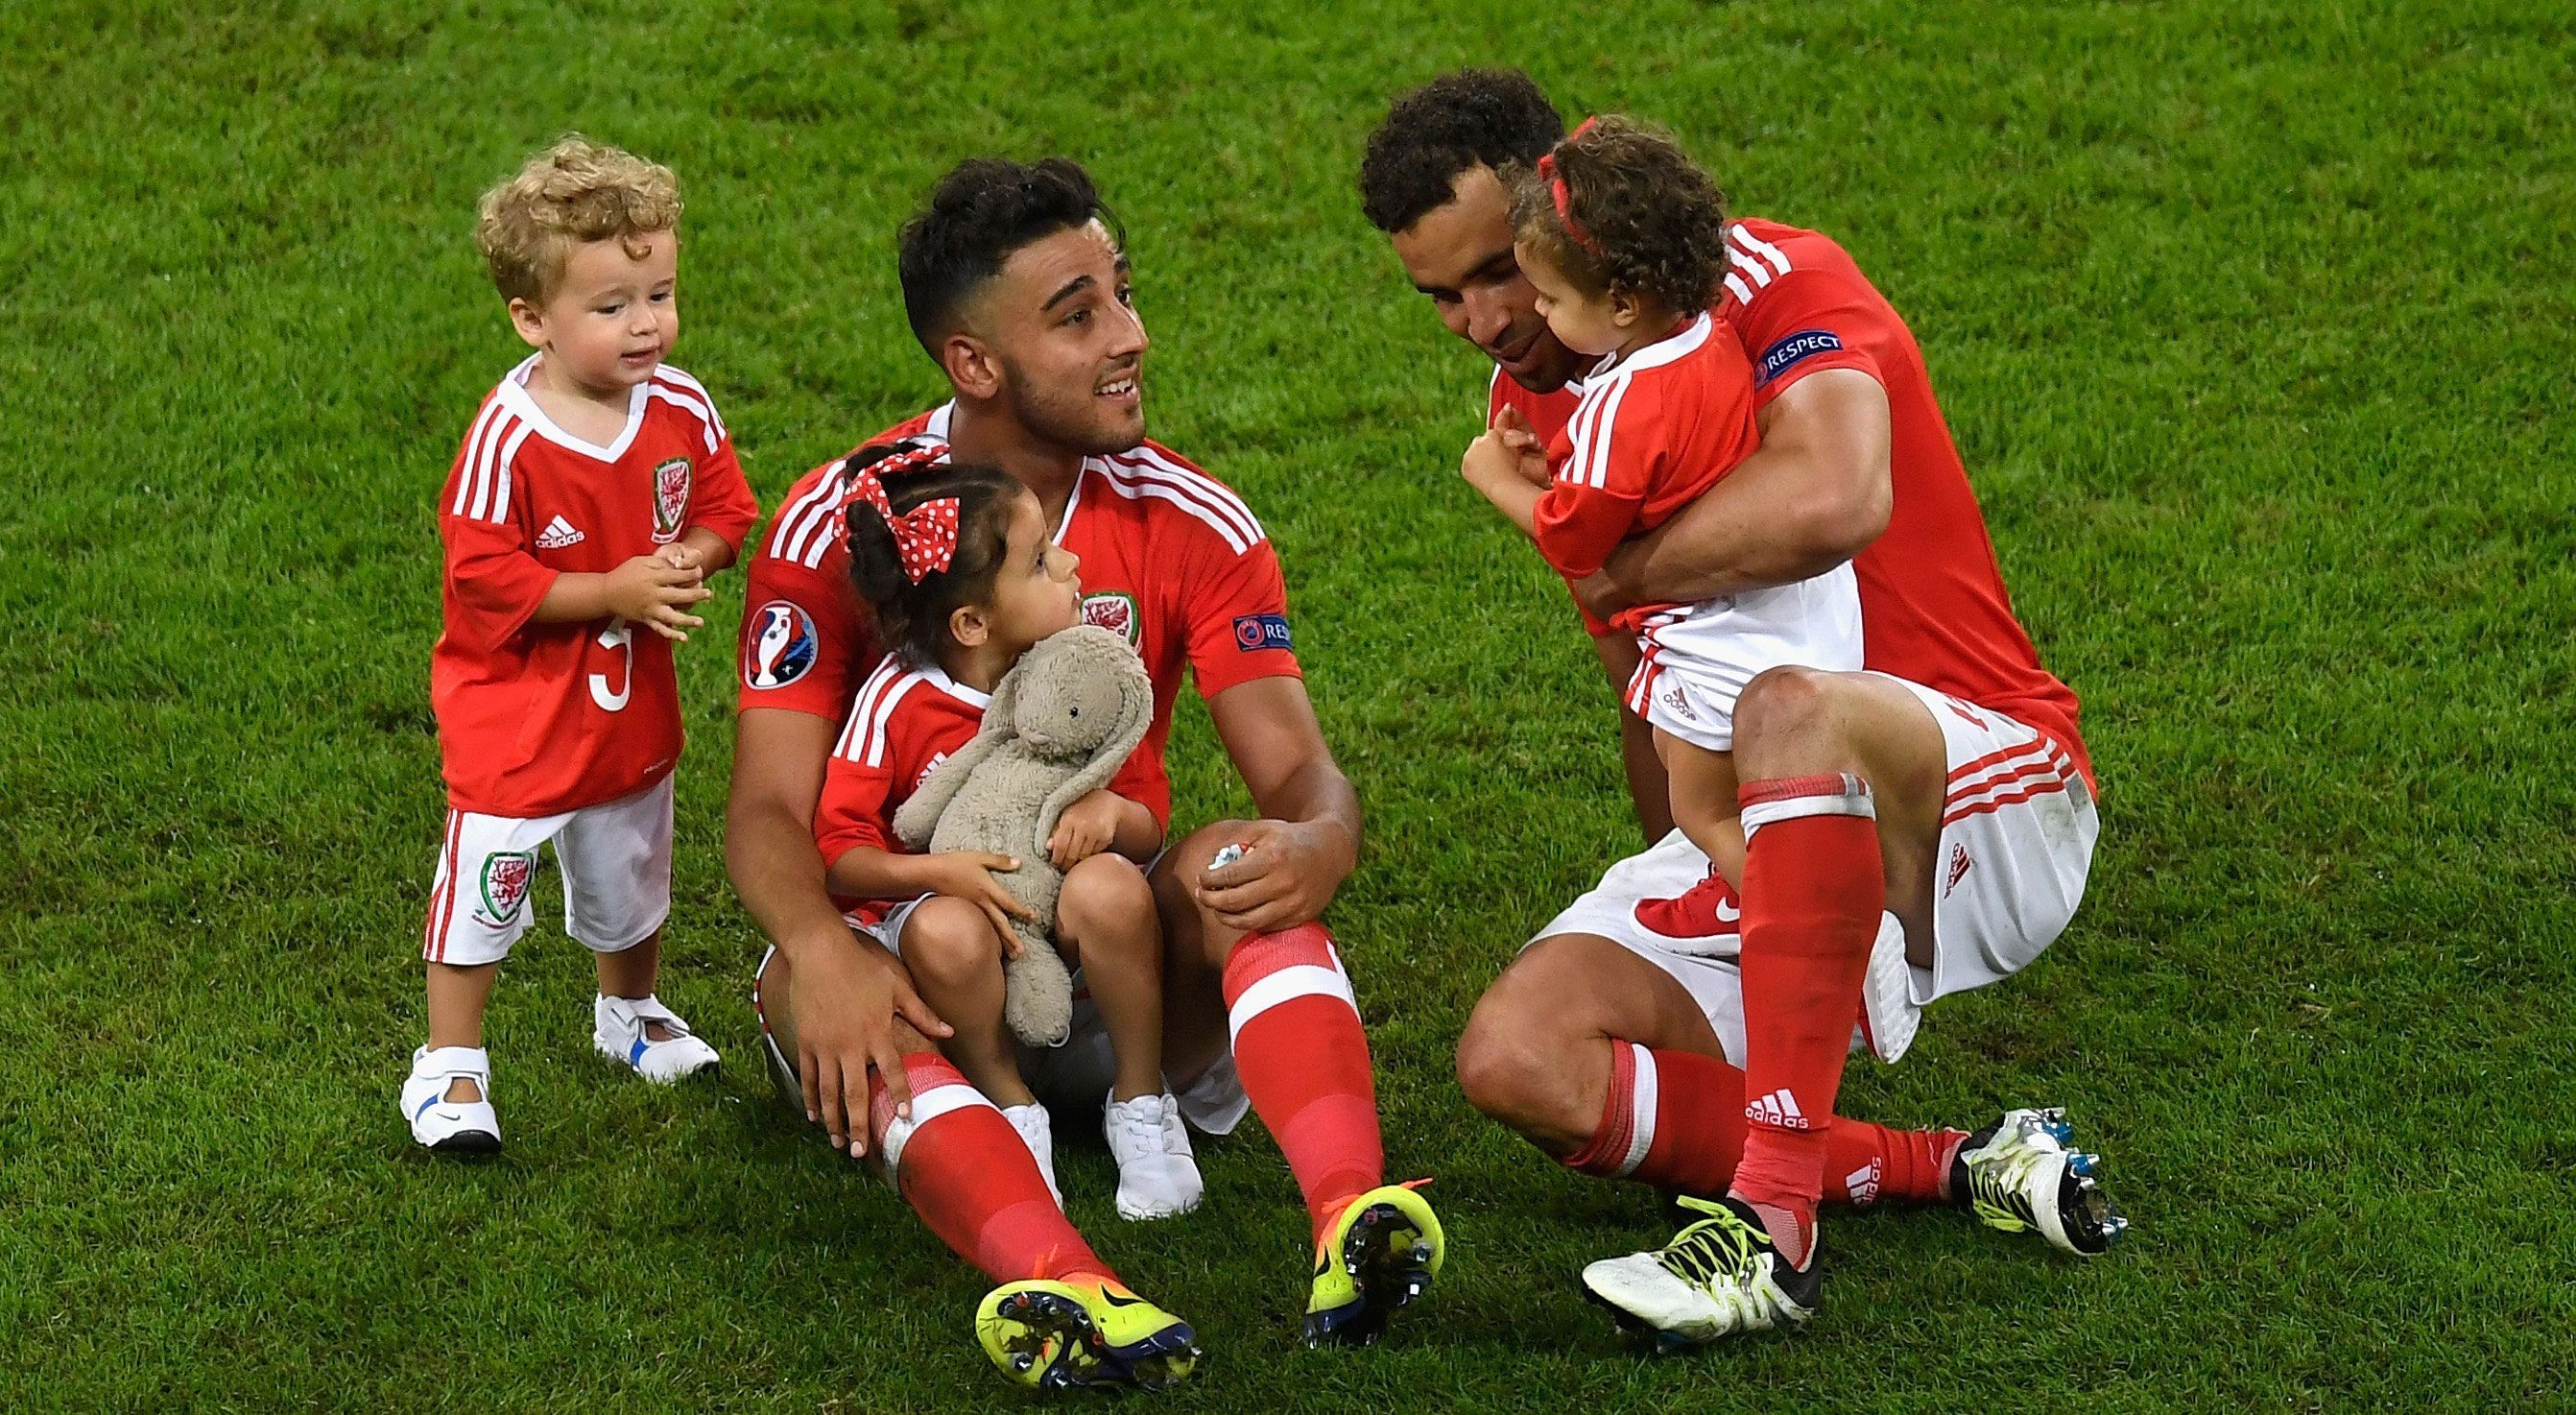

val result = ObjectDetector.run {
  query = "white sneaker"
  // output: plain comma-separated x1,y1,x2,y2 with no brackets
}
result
1002,1103,1062,1211
1105,1092,1203,1221
402,1045,501,1154
1174,1053,1251,1137
593,994,721,1083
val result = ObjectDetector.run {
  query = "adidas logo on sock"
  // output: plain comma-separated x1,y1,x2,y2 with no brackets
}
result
1747,1089,1813,1130
537,516,585,549
1845,1159,1882,1206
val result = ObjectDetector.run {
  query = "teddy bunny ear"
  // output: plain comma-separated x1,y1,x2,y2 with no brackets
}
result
1031,632,1158,851
890,668,1024,849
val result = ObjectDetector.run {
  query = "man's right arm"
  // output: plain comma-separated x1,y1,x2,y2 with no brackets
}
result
727,708,949,1157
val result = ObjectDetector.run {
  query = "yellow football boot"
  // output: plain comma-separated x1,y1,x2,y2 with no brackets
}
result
1302,1181,1444,1347
975,1275,1200,1392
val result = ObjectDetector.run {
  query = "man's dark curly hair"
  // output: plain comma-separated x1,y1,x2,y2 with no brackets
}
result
897,156,1124,356
1507,115,1729,316
1358,68,1566,233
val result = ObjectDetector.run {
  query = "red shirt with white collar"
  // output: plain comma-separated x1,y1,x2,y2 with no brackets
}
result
1490,218,2090,783
736,402,1300,826
433,357,759,817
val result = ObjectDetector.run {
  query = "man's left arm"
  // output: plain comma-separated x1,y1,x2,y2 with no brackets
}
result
1193,675,1362,933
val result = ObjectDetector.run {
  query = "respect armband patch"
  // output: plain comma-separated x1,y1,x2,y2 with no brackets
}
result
1758,328,1845,386
1232,613,1294,653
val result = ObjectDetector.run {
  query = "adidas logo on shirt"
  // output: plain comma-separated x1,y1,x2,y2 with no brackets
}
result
537,516,585,549
1747,1088,1812,1130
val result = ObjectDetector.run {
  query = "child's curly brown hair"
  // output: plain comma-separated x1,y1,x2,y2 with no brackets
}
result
475,135,682,303
1507,115,1729,317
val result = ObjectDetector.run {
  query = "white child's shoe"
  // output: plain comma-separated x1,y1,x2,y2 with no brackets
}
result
1002,1102,1064,1211
402,1045,501,1154
592,994,720,1083
1105,1092,1204,1220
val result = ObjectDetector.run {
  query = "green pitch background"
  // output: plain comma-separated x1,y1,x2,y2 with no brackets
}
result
8,2,2572,1409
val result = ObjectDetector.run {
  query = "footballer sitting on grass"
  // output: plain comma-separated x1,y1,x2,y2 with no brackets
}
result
407,137,757,1153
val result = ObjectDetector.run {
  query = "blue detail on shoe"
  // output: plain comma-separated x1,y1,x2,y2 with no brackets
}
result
628,1037,649,1067
414,1092,441,1120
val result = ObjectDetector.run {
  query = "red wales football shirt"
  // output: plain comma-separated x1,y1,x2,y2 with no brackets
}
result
810,656,1164,922
434,357,760,817
1490,219,2091,782
736,401,1300,826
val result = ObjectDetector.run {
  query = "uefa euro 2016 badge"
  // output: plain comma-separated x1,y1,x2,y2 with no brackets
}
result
652,457,693,543
743,601,819,690
1082,590,1141,646
474,850,537,928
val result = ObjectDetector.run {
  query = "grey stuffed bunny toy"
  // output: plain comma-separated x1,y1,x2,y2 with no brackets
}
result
891,624,1155,1046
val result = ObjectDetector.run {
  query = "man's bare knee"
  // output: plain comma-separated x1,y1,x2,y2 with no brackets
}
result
1734,667,1843,759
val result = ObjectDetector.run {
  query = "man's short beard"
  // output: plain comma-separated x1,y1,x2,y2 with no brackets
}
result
999,354,1144,458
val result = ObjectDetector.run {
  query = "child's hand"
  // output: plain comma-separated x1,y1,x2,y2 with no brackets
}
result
918,851,1038,957
604,554,715,641
1486,404,1554,487
1046,790,1124,872
655,541,705,575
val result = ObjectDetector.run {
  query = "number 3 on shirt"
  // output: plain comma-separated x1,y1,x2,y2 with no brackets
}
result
590,619,633,711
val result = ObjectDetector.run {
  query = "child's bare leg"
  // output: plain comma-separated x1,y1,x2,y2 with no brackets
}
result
425,961,498,1102
1057,854,1164,1103
594,928,677,1041
898,899,1035,1107
1656,728,1747,889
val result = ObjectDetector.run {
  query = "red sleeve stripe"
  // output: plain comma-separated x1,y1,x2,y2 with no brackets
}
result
653,367,727,441
449,399,506,516
454,403,530,524
1729,225,1794,277
770,461,851,565
1564,372,1630,491
836,658,923,767
1102,447,1264,551
645,380,721,454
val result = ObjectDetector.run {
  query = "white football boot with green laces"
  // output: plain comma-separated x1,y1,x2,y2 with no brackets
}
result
1951,1107,2127,1256
1581,1194,1821,1349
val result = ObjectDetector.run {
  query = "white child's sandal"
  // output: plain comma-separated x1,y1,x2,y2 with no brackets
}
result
402,1045,501,1154
593,995,721,1083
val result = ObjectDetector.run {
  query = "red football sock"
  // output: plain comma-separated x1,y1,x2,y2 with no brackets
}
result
1562,1040,1747,1192
871,1053,1113,1285
1730,773,1887,1263
1562,1040,1961,1209
1222,924,1384,1243
1825,1121,1971,1207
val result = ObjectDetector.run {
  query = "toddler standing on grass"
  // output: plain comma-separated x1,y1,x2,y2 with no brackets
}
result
405,136,759,1153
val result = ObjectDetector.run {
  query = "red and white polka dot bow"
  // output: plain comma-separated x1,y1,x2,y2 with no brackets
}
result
849,445,961,584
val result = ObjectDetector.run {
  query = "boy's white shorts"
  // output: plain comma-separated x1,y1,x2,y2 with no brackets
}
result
1534,675,2098,1067
1624,568,1865,753
421,776,674,967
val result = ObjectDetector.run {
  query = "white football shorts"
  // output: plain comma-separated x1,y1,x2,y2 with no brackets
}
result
1623,566,1865,754
421,776,674,967
1534,676,2097,1067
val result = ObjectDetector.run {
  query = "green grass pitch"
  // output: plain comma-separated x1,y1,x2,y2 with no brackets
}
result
7,2,2573,1409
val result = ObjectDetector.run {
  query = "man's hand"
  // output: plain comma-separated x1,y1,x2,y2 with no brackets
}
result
1046,789,1124,872
916,851,1038,955
605,554,712,641
788,931,951,1158
1193,817,1356,934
